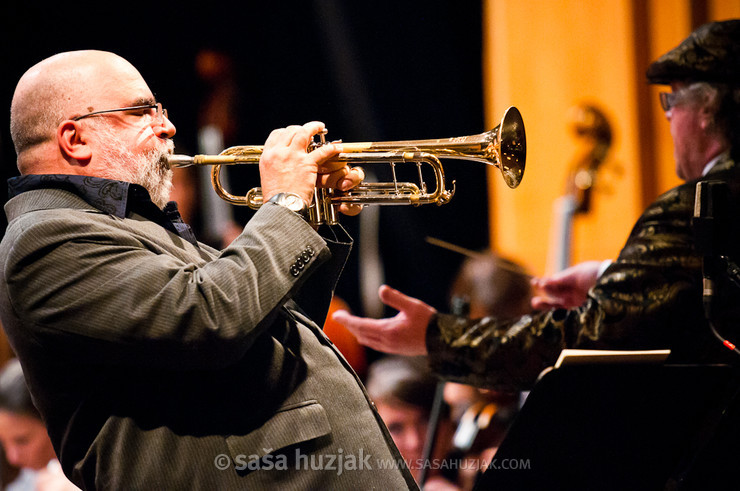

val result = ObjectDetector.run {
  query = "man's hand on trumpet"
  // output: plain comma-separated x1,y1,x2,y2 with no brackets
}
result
260,121,339,207
259,121,365,218
317,161,365,217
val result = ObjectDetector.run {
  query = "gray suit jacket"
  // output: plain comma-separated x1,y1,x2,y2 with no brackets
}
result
0,187,417,490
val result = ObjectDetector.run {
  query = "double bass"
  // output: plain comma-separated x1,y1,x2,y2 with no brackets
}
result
547,104,613,273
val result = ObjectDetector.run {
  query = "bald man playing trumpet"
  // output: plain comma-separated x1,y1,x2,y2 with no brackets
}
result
0,50,417,490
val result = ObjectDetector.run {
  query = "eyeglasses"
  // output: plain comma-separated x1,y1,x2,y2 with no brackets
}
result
658,92,678,112
72,102,168,124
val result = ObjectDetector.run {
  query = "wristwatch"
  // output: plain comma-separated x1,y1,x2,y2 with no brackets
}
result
267,192,309,219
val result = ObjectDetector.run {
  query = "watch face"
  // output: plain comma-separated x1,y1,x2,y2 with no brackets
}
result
268,192,307,216
285,194,302,211
280,193,307,215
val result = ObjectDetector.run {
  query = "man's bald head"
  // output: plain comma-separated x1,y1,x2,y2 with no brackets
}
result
10,50,146,165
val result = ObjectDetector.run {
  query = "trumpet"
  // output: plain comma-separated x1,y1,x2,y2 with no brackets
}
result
168,106,525,226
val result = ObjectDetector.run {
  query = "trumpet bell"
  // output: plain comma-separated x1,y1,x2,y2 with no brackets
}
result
338,105,526,189
496,106,526,188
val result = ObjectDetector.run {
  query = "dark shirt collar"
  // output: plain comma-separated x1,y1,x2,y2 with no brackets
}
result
8,174,198,246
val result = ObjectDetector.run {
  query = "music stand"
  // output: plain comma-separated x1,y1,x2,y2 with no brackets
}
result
475,363,740,490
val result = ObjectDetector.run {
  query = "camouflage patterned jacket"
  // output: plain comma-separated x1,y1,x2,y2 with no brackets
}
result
426,155,740,391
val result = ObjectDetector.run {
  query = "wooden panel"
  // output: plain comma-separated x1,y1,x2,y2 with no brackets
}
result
485,0,645,275
645,0,693,201
709,0,740,21
484,0,734,276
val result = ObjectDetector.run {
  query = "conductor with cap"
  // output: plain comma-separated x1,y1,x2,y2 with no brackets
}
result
333,19,740,390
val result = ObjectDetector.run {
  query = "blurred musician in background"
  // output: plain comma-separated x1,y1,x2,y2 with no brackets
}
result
333,19,740,390
0,359,78,491
365,355,456,487
443,252,531,489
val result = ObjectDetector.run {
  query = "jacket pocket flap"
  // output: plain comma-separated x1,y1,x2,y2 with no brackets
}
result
226,400,331,459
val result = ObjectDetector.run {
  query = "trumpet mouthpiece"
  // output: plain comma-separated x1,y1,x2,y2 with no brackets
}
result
167,154,195,168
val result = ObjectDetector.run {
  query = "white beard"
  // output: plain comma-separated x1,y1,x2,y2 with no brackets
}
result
94,122,174,208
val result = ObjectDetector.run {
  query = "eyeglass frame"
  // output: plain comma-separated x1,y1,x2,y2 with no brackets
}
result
658,82,714,112
72,102,168,124
658,91,678,112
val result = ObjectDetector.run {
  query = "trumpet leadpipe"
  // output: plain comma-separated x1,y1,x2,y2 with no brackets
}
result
167,149,262,168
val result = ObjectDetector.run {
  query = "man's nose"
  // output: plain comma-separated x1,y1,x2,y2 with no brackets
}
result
153,115,176,138
4,445,20,466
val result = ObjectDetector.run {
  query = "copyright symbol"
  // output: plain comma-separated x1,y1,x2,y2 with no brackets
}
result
214,454,231,470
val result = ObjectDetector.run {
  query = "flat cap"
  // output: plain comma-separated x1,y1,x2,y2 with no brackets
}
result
647,19,740,85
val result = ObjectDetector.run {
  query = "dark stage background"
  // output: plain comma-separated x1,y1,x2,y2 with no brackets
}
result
0,2,488,317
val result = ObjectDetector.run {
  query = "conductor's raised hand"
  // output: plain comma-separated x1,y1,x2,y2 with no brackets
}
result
259,121,342,207
331,285,436,356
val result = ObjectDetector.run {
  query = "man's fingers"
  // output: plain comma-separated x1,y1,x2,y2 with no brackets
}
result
352,166,365,182
267,121,325,150
332,310,394,349
266,124,302,147
531,293,583,310
336,203,364,216
531,296,559,310
338,166,365,191
332,309,385,331
312,142,343,164
378,284,418,313
318,166,349,189
318,165,364,191
332,293,430,356
288,121,325,148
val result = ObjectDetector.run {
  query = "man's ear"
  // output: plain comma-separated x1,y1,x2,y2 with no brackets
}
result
698,97,720,132
57,121,92,164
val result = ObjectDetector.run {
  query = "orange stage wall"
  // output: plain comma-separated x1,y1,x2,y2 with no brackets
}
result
484,0,740,276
